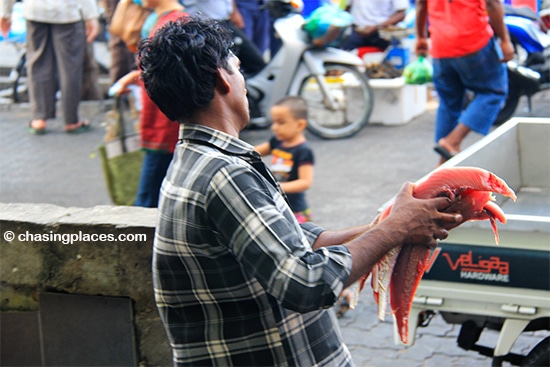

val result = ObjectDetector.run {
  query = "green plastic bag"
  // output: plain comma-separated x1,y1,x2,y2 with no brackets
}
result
403,55,433,85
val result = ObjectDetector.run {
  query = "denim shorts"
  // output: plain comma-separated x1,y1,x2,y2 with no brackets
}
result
432,37,508,141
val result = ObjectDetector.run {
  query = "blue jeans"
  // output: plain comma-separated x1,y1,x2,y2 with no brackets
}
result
134,151,173,208
235,0,271,54
340,29,390,51
432,38,508,142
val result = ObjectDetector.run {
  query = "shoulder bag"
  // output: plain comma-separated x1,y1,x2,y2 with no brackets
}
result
98,96,144,206
109,0,152,53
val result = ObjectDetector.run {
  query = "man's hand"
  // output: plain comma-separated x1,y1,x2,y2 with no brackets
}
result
85,18,99,43
486,0,514,62
415,37,429,57
499,38,515,62
109,69,141,97
339,182,461,288
384,182,462,248
230,8,244,29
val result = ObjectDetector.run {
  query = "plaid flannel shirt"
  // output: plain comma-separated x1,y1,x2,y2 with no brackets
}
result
153,124,354,366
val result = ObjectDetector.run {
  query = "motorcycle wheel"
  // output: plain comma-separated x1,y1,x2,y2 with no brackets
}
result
298,64,373,139
493,89,520,126
521,336,550,367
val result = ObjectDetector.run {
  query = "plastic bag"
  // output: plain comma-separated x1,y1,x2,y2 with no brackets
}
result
403,55,433,85
303,3,353,47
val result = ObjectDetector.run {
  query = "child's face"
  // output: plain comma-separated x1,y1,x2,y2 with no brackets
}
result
270,105,305,142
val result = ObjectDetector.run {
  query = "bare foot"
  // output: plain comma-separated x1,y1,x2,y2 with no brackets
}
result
30,119,46,130
437,123,471,154
28,119,47,135
437,138,460,156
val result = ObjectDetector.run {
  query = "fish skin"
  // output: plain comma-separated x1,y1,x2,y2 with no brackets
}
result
371,245,400,319
389,243,429,345
365,167,516,344
364,204,396,319
413,167,517,202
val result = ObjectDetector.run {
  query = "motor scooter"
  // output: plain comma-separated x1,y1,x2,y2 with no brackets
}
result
493,5,550,125
245,0,374,139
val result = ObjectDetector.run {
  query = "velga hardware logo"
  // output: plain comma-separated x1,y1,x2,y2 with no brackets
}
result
422,244,549,290
425,247,510,283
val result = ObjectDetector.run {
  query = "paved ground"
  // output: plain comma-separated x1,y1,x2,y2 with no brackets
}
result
1,79,549,365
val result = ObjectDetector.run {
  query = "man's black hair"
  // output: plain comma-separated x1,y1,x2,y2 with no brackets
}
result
138,15,235,122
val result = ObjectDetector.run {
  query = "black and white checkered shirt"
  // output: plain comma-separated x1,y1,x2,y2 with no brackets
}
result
153,124,354,366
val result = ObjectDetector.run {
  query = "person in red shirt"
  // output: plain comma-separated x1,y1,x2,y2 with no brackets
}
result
111,0,187,207
415,0,514,165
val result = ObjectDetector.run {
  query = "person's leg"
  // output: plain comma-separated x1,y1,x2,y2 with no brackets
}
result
368,31,390,51
26,21,57,131
434,39,507,163
52,21,86,127
458,38,508,136
104,0,136,84
109,38,136,84
431,56,469,163
269,16,281,57
134,152,173,208
81,42,101,101
252,8,271,55
235,3,255,42
224,21,266,76
432,57,466,149
340,29,389,51
340,29,365,51
437,123,471,154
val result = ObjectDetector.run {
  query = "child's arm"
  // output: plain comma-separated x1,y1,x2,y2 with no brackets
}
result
280,164,314,194
254,142,271,157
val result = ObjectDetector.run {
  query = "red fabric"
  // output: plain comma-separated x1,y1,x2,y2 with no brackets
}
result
356,46,384,58
510,0,537,12
427,0,494,58
140,10,188,153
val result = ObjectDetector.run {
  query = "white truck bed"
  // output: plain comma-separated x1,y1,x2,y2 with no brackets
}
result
402,118,550,365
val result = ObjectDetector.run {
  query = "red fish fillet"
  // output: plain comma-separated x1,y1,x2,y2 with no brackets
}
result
366,167,516,345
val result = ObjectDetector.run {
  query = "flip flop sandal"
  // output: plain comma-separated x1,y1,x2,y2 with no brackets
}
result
433,145,456,161
65,120,91,134
28,120,47,135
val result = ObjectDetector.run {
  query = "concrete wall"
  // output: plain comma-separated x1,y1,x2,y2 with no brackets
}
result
0,203,172,366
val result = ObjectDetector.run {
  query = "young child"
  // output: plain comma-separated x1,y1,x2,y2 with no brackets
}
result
255,95,353,317
254,96,314,223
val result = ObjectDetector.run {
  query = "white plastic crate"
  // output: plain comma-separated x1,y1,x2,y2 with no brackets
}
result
368,77,427,125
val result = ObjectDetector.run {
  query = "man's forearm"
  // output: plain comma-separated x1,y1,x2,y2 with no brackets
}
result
486,0,511,42
415,0,428,38
312,221,377,250
380,9,406,28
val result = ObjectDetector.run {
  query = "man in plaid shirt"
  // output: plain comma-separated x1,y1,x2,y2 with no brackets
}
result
138,15,461,367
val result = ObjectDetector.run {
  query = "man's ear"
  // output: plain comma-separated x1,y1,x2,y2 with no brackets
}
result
215,69,231,94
